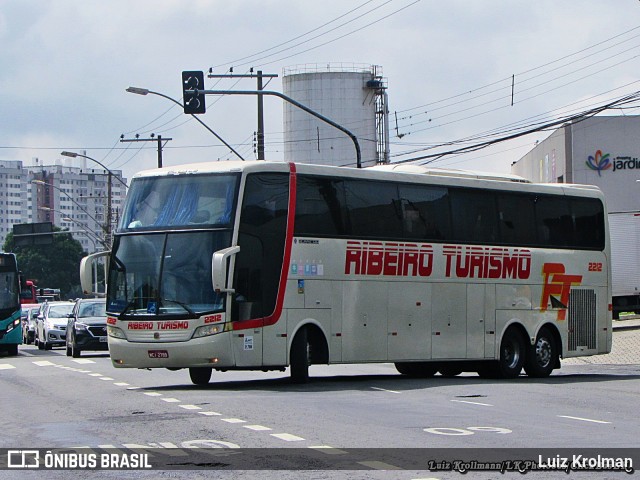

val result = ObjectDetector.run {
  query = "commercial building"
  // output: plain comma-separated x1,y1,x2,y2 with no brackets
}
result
0,159,127,252
511,115,640,316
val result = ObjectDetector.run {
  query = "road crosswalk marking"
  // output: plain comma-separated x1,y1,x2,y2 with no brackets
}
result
0,364,16,370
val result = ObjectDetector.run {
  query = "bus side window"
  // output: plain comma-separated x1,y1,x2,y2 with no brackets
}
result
294,176,347,237
397,184,451,241
450,189,498,244
344,179,403,239
497,193,536,245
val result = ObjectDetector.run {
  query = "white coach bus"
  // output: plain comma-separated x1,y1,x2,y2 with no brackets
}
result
81,161,612,385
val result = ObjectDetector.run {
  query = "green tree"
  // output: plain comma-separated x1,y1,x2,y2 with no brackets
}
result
3,227,86,299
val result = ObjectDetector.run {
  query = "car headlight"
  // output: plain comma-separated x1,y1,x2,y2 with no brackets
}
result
192,324,222,339
107,325,126,339
75,322,89,332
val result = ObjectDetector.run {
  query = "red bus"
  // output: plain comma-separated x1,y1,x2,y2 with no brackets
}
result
19,280,38,305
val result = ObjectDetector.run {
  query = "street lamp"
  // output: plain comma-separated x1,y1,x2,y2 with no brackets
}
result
31,180,109,246
60,151,127,246
60,151,128,188
125,86,245,161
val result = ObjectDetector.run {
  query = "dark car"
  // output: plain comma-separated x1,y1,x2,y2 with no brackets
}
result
66,298,108,358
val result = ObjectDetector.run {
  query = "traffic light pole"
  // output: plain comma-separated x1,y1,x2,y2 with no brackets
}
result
199,89,362,168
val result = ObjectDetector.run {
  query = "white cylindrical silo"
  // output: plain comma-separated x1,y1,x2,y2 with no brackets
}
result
283,64,384,168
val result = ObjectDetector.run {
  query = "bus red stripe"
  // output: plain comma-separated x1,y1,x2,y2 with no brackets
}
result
233,163,297,331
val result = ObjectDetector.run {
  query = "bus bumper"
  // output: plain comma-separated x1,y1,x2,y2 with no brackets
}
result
108,333,233,369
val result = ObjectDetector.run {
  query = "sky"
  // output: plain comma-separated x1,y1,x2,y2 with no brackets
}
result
1,0,640,183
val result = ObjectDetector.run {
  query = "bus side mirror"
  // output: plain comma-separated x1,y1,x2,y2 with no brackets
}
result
80,251,111,296
211,246,240,293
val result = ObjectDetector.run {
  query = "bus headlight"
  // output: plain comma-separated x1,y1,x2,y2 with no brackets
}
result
192,324,222,339
107,325,127,339
7,318,19,332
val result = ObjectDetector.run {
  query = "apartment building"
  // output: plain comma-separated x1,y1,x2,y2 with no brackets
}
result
0,159,127,252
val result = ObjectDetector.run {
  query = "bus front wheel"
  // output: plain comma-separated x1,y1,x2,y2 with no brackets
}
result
497,328,525,379
290,328,310,384
189,367,212,386
524,327,557,378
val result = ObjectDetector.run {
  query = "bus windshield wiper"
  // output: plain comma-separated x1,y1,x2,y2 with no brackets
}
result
162,298,197,317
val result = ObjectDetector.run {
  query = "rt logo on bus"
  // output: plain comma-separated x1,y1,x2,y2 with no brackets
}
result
540,263,582,320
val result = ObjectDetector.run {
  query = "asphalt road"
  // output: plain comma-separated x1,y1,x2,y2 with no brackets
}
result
1,330,639,480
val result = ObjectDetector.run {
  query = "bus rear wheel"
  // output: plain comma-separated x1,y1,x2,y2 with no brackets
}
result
290,328,311,384
524,327,557,378
189,367,212,385
497,328,525,379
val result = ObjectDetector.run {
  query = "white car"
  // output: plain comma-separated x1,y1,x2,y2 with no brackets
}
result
35,301,75,350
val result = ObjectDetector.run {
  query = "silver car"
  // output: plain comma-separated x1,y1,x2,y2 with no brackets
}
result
21,304,40,344
35,301,75,350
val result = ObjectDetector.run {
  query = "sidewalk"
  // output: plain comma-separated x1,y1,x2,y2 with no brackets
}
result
612,313,640,331
563,314,640,365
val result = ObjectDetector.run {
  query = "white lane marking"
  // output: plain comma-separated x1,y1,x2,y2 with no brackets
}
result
221,418,246,424
0,364,16,370
198,411,222,416
358,460,402,470
271,433,305,442
33,360,56,367
72,359,95,364
178,404,201,410
99,377,114,381
114,382,129,386
161,398,181,403
558,415,611,424
88,373,103,377
308,446,348,455
126,386,141,390
451,399,493,407
370,387,401,394
143,392,163,397
19,351,35,357
244,425,272,431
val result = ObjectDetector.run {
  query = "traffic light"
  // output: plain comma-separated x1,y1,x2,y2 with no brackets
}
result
181,71,206,114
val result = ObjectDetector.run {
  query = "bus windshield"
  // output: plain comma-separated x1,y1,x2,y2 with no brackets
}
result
0,271,19,311
109,172,239,318
119,173,239,231
107,231,232,317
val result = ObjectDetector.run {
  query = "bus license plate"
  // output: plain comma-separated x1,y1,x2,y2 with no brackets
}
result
148,350,169,359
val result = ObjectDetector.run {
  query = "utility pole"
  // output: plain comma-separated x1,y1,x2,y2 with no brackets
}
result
207,69,278,160
120,134,172,168
106,171,112,247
